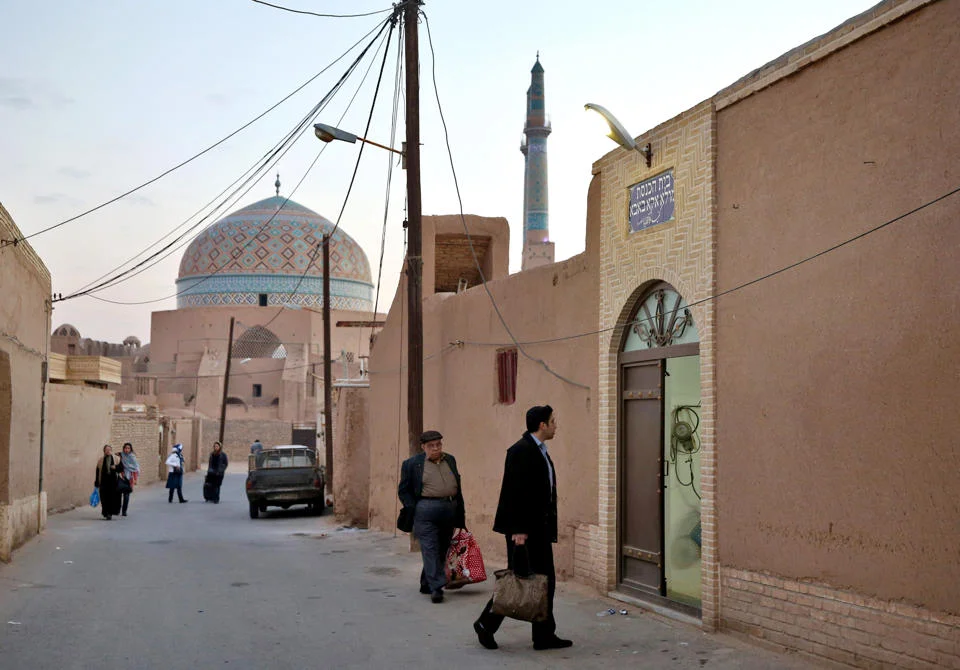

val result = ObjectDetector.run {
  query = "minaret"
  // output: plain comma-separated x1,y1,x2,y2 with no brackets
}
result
520,54,555,271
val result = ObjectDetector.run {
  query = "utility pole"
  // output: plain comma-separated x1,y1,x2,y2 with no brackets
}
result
218,316,236,446
404,0,423,457
322,235,334,496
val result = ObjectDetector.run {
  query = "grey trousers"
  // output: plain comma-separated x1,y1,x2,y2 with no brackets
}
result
414,498,456,593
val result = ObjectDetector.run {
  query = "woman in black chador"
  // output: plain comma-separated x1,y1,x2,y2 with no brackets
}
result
203,441,229,503
95,444,123,520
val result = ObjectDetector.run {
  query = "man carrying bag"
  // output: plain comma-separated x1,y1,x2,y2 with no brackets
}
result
473,405,572,651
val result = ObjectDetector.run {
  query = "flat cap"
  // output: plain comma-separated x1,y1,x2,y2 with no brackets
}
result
419,430,443,444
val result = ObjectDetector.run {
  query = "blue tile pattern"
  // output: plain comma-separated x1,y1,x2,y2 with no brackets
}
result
175,196,374,311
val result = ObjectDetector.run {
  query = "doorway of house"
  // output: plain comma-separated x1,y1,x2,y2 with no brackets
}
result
618,283,702,616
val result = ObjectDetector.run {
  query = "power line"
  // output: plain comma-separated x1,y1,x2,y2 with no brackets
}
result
56,18,395,306
257,11,399,332
65,18,390,298
250,0,394,19
458,182,960,347
422,13,590,390
0,16,392,250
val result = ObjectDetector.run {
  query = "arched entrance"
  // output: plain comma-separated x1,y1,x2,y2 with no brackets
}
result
618,282,702,615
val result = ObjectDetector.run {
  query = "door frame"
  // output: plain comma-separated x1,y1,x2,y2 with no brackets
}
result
616,293,701,615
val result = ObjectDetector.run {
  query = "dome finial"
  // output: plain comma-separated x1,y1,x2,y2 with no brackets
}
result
275,173,281,197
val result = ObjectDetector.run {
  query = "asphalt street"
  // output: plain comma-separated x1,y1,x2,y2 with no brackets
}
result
0,472,819,669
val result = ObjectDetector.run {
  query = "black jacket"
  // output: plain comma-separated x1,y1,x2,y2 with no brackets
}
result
397,452,466,529
492,432,558,543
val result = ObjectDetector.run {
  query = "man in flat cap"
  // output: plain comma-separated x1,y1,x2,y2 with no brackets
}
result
397,430,467,603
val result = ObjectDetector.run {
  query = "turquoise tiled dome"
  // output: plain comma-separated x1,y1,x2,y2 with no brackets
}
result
175,196,373,310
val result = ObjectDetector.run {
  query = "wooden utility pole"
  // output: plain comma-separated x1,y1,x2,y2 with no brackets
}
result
404,0,423,457
218,316,236,446
322,235,334,495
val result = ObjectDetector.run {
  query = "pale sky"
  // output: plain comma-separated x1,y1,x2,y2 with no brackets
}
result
0,0,878,343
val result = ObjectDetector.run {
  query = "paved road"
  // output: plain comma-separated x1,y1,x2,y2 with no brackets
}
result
0,472,818,669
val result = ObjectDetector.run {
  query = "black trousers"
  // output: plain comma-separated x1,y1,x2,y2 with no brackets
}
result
414,499,456,593
477,535,557,642
121,491,131,515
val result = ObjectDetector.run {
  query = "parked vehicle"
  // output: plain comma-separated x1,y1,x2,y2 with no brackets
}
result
245,445,325,519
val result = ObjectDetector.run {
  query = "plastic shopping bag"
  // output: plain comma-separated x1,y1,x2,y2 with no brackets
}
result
444,530,487,589
89,488,100,507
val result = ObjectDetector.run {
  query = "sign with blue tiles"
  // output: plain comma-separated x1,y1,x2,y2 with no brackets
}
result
629,169,675,233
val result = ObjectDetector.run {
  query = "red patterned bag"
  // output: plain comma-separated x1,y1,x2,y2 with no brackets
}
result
445,530,487,589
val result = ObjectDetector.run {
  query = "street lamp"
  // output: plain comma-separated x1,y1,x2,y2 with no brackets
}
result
584,103,652,167
313,123,406,166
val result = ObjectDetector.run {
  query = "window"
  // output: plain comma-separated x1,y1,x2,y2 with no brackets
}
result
496,348,518,405
252,384,263,398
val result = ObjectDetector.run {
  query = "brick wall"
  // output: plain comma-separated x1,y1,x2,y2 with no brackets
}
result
110,413,162,485
593,100,718,625
199,419,292,466
722,568,960,669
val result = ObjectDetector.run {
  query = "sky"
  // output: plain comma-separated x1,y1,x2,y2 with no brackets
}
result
0,0,879,343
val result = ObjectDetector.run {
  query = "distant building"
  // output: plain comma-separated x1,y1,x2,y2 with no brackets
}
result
142,186,383,460
520,55,555,271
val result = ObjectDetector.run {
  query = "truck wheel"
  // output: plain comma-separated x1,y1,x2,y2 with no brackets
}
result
249,502,259,519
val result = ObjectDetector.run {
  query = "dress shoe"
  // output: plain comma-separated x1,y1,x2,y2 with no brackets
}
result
179,500,189,503
419,584,431,594
533,636,573,651
430,591,444,603
473,620,498,650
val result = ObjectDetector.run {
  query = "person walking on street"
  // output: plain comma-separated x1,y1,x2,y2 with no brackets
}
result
204,441,229,503
397,430,467,604
473,405,572,651
250,439,264,456
95,444,123,520
118,442,140,517
165,443,188,503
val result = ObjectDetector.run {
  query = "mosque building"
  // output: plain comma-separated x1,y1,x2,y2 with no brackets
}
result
140,182,382,454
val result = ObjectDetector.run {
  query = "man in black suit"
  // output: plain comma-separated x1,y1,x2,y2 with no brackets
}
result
473,405,573,651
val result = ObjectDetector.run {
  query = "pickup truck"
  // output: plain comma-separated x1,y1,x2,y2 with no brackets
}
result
245,445,325,519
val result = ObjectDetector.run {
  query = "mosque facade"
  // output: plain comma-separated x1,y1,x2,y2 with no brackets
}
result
139,188,381,459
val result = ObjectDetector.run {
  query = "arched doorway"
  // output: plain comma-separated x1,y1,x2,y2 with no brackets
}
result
618,282,702,615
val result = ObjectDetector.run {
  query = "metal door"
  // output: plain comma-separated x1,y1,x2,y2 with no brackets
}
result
292,425,317,451
619,358,665,597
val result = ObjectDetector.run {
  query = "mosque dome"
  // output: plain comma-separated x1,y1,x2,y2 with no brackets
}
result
53,323,81,338
176,195,373,311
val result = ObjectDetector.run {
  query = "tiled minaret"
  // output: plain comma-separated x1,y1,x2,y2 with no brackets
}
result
520,54,555,271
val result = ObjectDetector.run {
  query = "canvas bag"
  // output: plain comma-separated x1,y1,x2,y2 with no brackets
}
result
490,546,549,622
444,530,487,589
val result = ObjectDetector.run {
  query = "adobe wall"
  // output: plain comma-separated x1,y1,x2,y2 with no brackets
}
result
333,386,369,527
367,211,599,583
0,203,51,561
715,0,960,665
44,384,115,512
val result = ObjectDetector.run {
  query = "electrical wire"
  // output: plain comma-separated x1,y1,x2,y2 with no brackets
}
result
422,12,590,390
371,21,404,329
453,182,960,349
0,16,391,250
256,9,398,333
56,19,392,302
66,15,387,298
250,0,394,19
56,18,395,306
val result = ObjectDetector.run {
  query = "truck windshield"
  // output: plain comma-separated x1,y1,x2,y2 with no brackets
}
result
257,450,316,468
